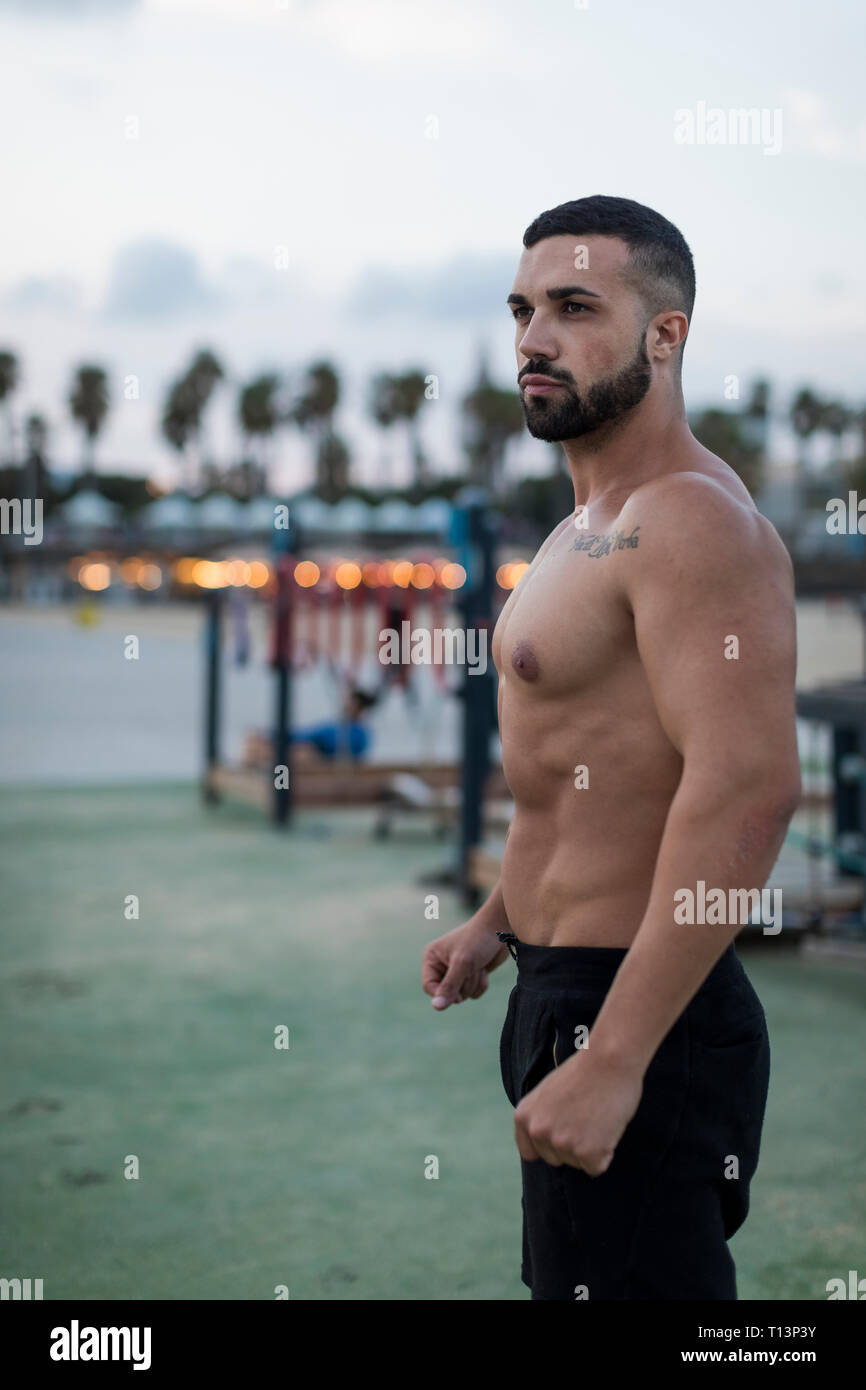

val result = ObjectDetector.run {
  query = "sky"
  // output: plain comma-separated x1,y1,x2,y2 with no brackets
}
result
1,0,865,491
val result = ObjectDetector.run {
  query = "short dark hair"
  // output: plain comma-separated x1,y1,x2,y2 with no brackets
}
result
522,195,695,362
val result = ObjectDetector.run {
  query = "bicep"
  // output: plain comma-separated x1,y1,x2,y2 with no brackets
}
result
630,513,798,781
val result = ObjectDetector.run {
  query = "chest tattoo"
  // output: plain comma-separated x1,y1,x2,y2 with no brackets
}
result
571,525,641,559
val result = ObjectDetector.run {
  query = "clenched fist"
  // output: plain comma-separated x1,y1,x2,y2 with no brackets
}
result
422,918,510,1010
514,1045,644,1175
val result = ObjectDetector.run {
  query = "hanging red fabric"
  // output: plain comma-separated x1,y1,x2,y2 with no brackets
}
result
396,581,415,687
293,585,314,669
350,582,367,675
327,580,344,665
430,582,448,688
376,579,393,672
269,554,293,669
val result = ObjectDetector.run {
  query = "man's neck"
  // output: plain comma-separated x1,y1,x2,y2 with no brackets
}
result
562,389,694,513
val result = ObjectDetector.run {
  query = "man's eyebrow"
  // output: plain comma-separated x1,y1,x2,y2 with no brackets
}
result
506,284,603,306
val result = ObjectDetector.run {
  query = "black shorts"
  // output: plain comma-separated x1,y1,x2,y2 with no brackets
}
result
496,934,771,1301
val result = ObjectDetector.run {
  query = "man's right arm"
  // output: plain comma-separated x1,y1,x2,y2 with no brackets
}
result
421,878,512,1010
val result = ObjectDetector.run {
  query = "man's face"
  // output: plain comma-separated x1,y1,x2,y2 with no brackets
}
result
508,234,652,442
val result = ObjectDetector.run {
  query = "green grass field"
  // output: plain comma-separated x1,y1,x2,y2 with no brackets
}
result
1,784,864,1300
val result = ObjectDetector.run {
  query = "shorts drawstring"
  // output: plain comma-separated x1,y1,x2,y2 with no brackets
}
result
496,930,519,963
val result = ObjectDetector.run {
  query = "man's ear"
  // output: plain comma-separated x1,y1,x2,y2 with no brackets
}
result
649,309,688,363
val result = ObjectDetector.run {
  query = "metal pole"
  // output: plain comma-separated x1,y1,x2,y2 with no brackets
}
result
271,553,294,827
203,590,223,803
833,726,862,880
270,511,300,827
452,489,498,905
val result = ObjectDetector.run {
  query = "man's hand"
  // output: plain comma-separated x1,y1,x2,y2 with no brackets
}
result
514,1046,644,1175
422,919,509,1010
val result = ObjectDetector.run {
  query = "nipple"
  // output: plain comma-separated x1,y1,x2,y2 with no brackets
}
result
510,640,539,681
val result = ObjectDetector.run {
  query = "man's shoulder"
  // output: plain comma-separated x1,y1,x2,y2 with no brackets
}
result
627,465,752,519
619,469,793,588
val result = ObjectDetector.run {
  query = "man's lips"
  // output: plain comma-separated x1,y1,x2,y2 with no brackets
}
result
521,375,566,395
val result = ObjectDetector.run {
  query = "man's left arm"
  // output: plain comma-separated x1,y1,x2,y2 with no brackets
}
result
590,477,802,1076
514,478,802,1172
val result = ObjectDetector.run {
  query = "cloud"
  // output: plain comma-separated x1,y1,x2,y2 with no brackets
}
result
297,0,502,66
783,88,866,162
101,238,221,319
219,256,307,311
3,275,80,312
141,0,505,66
0,0,139,15
345,251,517,321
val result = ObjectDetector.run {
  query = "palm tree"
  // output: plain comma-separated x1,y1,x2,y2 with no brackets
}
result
238,373,282,495
790,387,823,507
68,365,109,477
691,408,764,497
461,353,524,492
290,360,345,496
0,350,20,467
742,378,771,453
819,400,851,491
853,407,866,480
161,377,199,489
846,433,866,498
160,349,225,491
369,369,431,491
369,371,401,488
185,348,224,483
23,413,49,500
316,430,351,501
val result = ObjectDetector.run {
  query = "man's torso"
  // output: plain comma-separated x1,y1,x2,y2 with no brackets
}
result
491,455,757,947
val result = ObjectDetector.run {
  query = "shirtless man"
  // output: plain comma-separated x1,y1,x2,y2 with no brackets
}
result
421,195,801,1300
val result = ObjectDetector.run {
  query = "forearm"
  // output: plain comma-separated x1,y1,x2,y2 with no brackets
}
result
590,774,798,1074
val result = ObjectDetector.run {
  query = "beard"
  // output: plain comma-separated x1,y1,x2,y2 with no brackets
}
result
520,333,652,443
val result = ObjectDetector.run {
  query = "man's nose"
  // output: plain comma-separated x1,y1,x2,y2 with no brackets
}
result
518,317,558,365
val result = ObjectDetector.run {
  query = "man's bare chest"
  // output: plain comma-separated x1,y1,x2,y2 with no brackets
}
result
492,525,640,697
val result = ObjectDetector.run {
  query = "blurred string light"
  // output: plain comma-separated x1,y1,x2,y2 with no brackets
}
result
190,560,224,589
392,560,414,588
247,561,269,588
224,559,249,586
120,557,143,583
293,561,319,588
174,557,197,584
335,561,362,590
361,561,382,587
411,562,435,589
496,561,530,589
78,562,111,592
74,553,471,591
117,557,163,590
138,563,163,591
173,557,271,588
439,562,466,590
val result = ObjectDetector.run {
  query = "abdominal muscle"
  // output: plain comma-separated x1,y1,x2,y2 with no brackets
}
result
499,754,680,949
